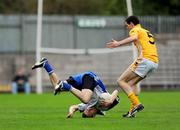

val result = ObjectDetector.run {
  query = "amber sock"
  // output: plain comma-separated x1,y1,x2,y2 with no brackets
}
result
129,95,139,111
129,102,134,112
128,92,140,107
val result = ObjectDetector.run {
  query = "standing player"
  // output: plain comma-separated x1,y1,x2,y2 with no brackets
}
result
106,16,159,117
32,58,119,118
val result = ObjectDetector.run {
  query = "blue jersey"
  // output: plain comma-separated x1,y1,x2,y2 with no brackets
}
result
70,71,107,93
70,72,119,111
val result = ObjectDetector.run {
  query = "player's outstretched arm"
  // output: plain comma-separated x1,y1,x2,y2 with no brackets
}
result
67,105,79,118
100,90,119,107
106,35,137,48
110,90,119,102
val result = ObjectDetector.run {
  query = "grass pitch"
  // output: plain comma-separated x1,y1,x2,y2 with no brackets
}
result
0,91,180,130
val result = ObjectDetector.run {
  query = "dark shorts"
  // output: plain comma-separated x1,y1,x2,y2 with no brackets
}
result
66,74,96,91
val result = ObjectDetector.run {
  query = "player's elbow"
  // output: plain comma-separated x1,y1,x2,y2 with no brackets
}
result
131,35,138,41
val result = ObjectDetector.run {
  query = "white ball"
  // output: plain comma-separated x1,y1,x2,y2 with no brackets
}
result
99,93,111,102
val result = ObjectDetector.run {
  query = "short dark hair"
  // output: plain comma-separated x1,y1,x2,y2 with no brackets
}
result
125,16,140,25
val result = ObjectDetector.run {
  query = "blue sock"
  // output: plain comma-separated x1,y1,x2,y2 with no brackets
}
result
44,61,54,74
62,81,72,91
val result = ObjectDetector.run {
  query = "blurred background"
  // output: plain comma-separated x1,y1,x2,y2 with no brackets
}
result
0,0,180,93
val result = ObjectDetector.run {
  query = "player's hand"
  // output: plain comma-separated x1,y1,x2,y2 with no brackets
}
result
67,105,78,118
106,39,119,48
67,112,74,118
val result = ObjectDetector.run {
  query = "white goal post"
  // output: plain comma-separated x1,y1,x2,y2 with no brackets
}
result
35,0,43,94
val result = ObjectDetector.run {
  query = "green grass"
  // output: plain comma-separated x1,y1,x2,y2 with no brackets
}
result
0,91,180,130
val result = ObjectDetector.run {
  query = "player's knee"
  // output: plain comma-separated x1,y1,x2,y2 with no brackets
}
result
82,98,90,104
117,78,124,86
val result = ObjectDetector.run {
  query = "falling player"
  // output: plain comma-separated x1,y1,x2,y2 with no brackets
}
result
32,58,119,118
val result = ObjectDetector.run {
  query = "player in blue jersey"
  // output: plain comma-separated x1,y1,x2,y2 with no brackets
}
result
32,58,119,118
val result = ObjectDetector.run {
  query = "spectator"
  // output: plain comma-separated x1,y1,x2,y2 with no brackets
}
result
12,68,31,94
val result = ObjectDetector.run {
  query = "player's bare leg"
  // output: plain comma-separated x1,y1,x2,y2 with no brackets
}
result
117,69,144,117
32,58,60,88
32,58,65,95
49,73,60,88
122,83,141,118
130,78,142,110
32,58,93,104
67,105,79,118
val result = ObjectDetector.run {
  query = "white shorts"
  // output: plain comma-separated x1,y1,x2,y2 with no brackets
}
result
78,100,97,112
131,58,158,78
